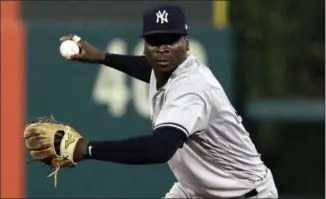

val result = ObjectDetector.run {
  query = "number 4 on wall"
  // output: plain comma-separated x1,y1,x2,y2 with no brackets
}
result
92,39,149,118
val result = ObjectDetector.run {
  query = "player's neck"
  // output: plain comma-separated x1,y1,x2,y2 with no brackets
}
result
154,55,188,90
155,72,171,90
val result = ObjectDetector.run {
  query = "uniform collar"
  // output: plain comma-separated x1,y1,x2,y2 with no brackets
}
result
170,53,195,78
158,53,195,90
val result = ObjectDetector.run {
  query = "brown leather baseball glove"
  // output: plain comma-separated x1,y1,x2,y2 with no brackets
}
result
24,115,84,187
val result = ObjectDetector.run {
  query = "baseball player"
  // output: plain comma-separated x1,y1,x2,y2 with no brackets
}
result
60,4,278,198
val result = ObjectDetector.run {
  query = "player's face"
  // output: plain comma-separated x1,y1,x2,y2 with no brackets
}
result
143,33,188,73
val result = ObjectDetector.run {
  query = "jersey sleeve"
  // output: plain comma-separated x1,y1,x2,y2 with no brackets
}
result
153,77,211,137
104,53,152,83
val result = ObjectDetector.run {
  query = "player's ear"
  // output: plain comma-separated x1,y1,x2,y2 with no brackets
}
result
143,40,147,55
185,36,190,51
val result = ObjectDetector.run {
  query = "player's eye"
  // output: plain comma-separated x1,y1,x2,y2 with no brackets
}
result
145,33,183,46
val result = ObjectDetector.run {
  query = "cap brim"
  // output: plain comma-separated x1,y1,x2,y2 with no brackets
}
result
141,30,187,37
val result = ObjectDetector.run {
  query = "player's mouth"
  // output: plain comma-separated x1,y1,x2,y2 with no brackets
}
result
155,56,171,64
156,59,170,65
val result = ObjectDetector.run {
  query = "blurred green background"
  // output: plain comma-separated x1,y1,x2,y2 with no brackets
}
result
23,0,324,198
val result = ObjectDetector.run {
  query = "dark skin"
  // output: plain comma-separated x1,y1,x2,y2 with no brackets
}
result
143,33,189,88
59,33,189,162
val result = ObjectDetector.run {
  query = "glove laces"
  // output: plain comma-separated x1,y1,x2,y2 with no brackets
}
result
47,158,63,188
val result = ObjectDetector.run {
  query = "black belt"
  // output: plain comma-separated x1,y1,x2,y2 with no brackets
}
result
244,189,258,198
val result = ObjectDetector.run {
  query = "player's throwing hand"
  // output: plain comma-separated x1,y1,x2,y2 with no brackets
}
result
60,34,105,63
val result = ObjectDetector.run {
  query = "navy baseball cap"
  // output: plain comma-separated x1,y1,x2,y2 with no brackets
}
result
141,5,188,37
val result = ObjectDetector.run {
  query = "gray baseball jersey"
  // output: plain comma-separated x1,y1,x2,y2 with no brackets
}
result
149,54,278,198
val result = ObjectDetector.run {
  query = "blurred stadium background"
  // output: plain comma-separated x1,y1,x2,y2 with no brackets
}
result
1,0,324,198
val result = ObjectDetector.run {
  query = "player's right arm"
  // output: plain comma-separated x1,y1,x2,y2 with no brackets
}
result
60,34,152,83
102,53,151,83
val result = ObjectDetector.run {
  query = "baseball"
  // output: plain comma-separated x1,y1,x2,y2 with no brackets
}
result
59,40,80,57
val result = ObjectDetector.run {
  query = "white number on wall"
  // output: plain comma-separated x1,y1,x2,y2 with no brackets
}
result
92,39,130,117
131,40,150,118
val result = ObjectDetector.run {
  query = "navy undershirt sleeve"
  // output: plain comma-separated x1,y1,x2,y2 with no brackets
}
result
103,53,152,83
86,126,187,164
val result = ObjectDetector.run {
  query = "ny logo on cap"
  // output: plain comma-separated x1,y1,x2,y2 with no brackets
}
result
156,10,168,24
